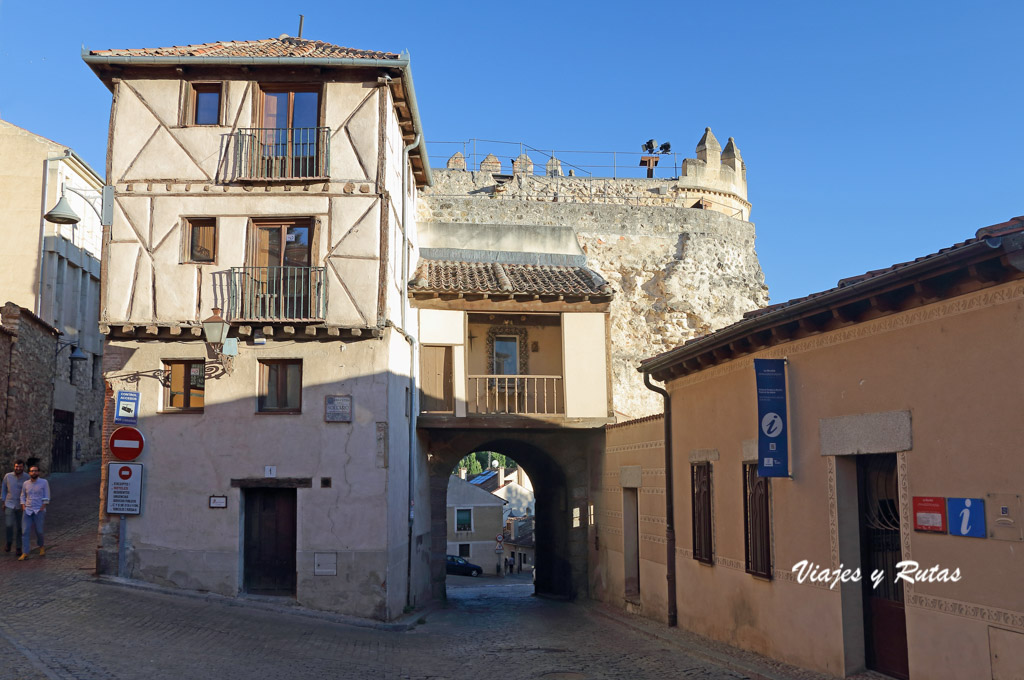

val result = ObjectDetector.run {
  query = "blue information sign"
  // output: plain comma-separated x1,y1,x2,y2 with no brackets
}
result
114,390,140,426
754,359,789,477
946,498,986,538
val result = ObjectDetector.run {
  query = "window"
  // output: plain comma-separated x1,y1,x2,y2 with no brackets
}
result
163,360,206,412
493,336,518,375
183,218,217,264
259,86,321,178
258,360,302,413
458,543,470,558
691,462,713,564
455,508,472,532
744,463,772,578
189,83,222,126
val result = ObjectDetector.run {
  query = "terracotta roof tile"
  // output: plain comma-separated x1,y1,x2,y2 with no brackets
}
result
89,37,399,60
410,259,612,297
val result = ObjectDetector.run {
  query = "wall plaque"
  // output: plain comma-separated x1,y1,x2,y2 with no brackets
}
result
325,395,353,423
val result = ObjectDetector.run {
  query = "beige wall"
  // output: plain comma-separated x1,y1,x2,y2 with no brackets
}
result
101,331,411,619
563,313,608,418
594,280,1024,679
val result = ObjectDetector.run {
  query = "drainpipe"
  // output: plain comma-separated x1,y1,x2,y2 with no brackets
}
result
401,132,422,610
37,150,72,316
644,372,677,627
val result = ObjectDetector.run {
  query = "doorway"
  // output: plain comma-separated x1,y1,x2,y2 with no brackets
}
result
243,487,297,596
858,454,909,679
51,410,74,473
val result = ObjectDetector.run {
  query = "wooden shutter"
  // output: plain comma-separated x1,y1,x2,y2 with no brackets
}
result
420,346,454,413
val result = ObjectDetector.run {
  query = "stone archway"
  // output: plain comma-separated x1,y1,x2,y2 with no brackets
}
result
422,428,602,602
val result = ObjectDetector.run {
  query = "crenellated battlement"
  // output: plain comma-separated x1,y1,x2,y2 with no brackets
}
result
428,127,749,221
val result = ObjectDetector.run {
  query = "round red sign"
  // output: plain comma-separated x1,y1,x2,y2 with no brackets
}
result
118,466,133,480
109,426,145,461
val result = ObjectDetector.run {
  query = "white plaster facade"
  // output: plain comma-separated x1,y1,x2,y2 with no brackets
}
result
86,38,433,620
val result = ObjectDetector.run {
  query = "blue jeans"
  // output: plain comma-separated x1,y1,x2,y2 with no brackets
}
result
4,507,22,552
22,510,44,554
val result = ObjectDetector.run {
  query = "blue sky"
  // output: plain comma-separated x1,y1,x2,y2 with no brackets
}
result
2,1,1021,304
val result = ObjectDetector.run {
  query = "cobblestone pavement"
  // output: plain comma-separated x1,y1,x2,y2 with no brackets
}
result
0,463,842,680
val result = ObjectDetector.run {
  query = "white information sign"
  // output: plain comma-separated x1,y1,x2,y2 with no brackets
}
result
106,463,143,515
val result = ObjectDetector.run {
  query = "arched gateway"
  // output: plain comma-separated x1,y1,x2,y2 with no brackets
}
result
423,429,604,599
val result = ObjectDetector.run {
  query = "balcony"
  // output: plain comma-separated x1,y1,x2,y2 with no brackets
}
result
228,266,326,322
233,127,330,180
467,375,564,415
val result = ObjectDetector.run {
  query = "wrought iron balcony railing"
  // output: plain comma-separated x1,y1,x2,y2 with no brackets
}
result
228,266,326,322
233,127,330,180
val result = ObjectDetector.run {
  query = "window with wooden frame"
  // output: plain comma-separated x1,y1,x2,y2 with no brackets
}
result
186,83,222,126
183,218,217,264
743,463,772,578
162,360,206,412
455,508,473,532
691,462,713,564
257,359,302,413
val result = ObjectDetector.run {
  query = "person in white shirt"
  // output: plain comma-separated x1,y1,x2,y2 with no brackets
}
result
2,459,28,556
18,465,49,560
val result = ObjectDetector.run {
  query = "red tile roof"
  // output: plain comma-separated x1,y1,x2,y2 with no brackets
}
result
410,259,612,297
89,37,399,60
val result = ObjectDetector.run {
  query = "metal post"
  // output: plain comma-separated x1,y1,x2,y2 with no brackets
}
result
118,514,127,577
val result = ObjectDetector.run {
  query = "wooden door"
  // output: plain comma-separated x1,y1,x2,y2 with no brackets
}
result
420,345,454,413
244,488,297,596
859,454,909,679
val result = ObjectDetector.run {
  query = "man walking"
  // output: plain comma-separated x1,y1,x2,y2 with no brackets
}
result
2,460,28,555
18,465,49,560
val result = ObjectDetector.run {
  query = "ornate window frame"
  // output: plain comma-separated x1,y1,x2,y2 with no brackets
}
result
486,326,529,375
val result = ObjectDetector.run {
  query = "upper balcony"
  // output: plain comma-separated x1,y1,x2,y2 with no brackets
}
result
233,127,331,181
228,266,326,322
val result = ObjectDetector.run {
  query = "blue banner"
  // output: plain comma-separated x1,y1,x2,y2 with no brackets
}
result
114,390,140,426
754,359,789,477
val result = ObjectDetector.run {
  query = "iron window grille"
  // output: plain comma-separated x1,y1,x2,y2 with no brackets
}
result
691,462,713,564
743,463,772,578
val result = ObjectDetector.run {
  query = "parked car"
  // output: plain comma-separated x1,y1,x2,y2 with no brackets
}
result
446,555,482,577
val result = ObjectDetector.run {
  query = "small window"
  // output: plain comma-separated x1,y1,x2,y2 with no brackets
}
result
190,83,222,126
258,360,302,413
455,508,472,532
458,543,470,558
183,218,217,264
691,462,713,564
163,360,205,412
744,463,772,578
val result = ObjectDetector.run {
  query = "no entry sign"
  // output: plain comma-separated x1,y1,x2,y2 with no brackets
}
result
109,426,145,461
106,463,143,515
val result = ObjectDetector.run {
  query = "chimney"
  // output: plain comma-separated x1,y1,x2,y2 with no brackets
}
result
459,468,467,480
497,466,506,488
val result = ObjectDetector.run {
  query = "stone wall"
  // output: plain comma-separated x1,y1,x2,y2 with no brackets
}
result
0,303,59,471
419,169,769,418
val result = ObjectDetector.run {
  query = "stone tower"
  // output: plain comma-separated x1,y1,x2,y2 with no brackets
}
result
418,129,769,417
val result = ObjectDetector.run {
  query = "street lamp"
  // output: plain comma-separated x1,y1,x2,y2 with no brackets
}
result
56,340,88,362
202,307,230,350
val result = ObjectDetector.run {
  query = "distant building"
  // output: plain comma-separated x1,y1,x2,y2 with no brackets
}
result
0,118,105,472
594,217,1024,680
446,475,505,571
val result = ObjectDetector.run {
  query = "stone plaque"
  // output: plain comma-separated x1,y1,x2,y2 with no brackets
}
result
325,395,352,423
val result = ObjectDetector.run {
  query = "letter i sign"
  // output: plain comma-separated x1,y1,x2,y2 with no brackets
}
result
946,498,986,538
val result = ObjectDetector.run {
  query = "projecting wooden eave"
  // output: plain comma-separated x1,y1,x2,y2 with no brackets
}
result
100,322,382,341
417,414,614,431
409,292,611,313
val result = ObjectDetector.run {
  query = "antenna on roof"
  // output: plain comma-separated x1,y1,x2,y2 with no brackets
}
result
298,14,305,39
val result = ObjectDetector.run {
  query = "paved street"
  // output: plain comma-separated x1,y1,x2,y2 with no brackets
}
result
0,463,833,680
